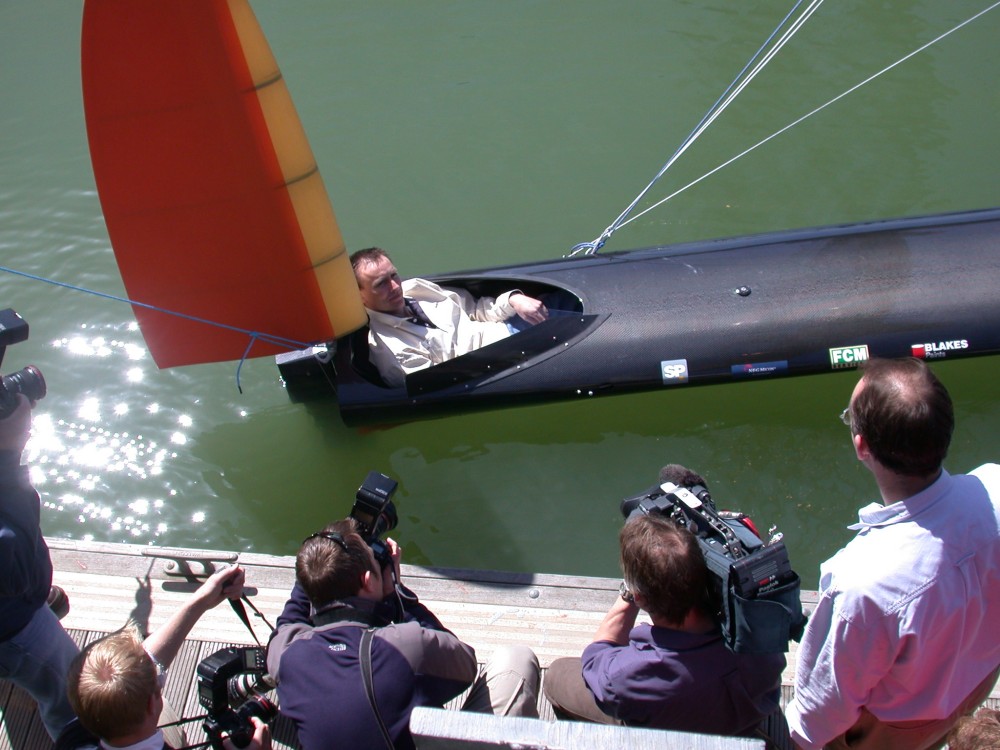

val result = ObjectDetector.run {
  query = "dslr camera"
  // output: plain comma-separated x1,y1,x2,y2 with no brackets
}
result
196,646,277,750
0,309,46,418
350,471,399,568
621,477,806,654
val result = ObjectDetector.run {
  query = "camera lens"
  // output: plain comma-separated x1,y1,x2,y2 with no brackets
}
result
0,365,46,417
227,673,263,705
2,365,46,401
237,695,278,724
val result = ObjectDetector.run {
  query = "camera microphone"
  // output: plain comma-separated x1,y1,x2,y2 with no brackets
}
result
658,464,713,505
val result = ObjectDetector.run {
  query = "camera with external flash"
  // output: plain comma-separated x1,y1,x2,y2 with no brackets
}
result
350,471,399,569
196,646,277,750
0,308,47,419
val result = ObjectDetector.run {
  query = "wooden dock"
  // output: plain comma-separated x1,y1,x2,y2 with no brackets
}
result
2,538,997,749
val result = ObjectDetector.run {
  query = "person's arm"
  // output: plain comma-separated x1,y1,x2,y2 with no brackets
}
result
0,395,44,597
460,288,548,324
378,537,452,632
0,394,31,458
506,293,548,324
377,620,478,707
143,565,245,668
786,590,894,750
593,595,640,646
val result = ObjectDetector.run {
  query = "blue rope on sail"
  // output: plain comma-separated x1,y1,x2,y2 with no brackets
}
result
568,0,828,257
0,264,311,390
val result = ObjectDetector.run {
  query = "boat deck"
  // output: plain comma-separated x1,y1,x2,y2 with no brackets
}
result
2,539,997,749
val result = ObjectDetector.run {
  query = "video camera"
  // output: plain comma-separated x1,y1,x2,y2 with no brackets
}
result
0,309,46,418
196,646,277,750
350,471,399,569
620,474,806,654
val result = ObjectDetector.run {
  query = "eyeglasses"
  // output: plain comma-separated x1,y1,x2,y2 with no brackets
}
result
839,406,852,427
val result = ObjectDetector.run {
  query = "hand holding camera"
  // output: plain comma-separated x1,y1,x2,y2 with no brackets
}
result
0,308,47,420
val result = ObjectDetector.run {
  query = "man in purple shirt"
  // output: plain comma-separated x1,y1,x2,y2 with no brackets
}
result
543,512,785,737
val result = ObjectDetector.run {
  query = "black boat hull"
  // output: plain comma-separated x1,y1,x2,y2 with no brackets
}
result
277,208,1000,426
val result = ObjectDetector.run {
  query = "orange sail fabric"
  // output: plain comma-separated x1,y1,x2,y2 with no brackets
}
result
81,0,366,368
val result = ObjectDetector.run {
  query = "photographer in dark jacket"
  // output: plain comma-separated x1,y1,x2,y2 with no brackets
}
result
267,518,539,750
0,394,78,739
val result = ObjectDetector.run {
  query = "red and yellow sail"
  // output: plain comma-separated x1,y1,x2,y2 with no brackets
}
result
81,0,366,368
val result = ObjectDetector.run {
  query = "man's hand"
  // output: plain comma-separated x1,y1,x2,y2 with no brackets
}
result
593,594,641,647
509,293,549,325
221,716,272,750
382,538,403,597
192,564,246,613
0,394,32,456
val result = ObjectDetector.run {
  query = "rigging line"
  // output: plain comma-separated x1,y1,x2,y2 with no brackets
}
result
690,0,825,153
2,264,312,391
0,264,310,352
568,0,821,256
620,1,1000,231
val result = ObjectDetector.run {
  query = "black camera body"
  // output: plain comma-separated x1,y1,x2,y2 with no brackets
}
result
350,471,398,568
196,646,277,750
621,481,806,654
0,308,46,418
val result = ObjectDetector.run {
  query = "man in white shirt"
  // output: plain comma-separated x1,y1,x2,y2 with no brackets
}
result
350,248,549,387
787,357,1000,750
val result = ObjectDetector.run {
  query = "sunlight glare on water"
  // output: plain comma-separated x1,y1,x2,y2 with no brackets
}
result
1,1,998,586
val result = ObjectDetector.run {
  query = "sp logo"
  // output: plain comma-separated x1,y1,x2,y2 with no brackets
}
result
661,359,689,384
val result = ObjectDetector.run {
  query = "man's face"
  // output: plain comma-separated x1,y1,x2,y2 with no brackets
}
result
356,256,405,316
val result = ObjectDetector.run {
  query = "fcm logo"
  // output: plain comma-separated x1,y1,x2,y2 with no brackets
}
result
829,345,869,369
661,359,689,384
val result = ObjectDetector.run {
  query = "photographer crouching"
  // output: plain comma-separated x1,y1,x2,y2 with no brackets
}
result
543,465,791,739
266,472,539,750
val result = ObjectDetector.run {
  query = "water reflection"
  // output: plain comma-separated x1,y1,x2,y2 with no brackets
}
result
25,319,202,543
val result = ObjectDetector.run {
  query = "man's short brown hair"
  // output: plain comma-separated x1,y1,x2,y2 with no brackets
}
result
67,623,158,741
619,514,713,625
296,518,377,608
349,247,389,277
851,357,954,476
947,707,1000,749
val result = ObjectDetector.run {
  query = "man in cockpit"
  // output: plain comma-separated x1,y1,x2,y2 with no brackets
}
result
350,247,549,388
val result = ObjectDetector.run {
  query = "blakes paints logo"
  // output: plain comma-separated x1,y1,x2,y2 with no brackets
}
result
829,345,869,369
660,359,689,384
911,339,969,359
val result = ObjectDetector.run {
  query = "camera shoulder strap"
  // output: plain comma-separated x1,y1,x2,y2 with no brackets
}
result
360,627,395,750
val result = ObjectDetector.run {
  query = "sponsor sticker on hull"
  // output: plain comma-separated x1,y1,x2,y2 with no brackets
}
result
731,360,788,378
661,358,689,385
911,339,969,359
829,345,869,369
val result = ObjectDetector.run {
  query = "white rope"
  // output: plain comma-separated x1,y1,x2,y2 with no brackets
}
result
617,1,1000,233
567,0,822,256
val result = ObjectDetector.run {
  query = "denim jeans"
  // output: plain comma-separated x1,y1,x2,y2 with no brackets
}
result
0,605,79,739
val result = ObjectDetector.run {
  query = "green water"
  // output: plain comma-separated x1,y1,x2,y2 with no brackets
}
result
1,1,998,587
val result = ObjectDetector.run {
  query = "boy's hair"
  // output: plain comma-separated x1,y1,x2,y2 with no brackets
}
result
67,623,158,741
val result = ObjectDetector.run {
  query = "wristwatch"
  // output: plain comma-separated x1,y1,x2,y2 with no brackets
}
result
618,580,634,603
